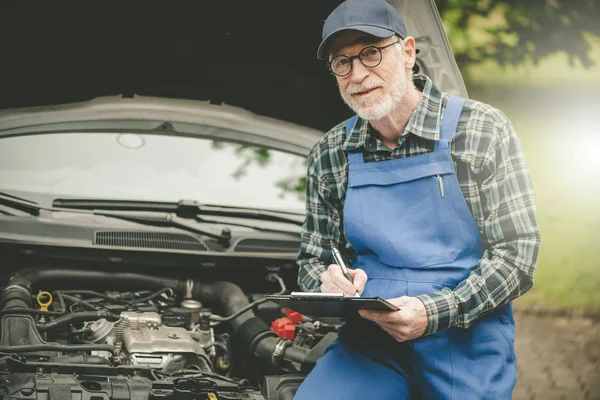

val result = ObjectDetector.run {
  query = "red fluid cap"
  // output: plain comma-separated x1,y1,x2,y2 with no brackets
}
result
271,317,296,340
284,308,303,323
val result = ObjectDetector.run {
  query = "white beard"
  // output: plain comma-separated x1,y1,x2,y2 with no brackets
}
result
340,67,410,121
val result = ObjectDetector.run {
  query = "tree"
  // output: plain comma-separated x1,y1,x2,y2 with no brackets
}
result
435,0,600,69
216,1,600,201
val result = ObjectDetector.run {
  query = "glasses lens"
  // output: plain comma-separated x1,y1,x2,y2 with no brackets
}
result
330,56,352,76
360,47,382,67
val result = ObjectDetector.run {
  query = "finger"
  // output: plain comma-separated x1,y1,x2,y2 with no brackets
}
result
319,272,333,292
328,264,359,295
360,309,402,323
387,296,410,308
320,270,331,285
359,310,386,322
378,321,404,332
349,269,368,293
319,272,338,293
321,268,351,293
377,322,408,342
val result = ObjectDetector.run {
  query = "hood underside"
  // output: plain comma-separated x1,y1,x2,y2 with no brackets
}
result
0,0,466,132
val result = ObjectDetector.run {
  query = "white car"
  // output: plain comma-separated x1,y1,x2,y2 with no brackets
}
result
0,1,466,398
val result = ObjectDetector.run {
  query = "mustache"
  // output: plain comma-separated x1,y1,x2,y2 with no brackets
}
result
345,80,386,95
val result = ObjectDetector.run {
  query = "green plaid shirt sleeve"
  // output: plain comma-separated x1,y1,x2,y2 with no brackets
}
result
296,126,348,292
297,75,540,334
296,169,331,292
415,119,540,334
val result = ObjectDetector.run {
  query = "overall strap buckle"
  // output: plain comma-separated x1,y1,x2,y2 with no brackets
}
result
435,96,467,151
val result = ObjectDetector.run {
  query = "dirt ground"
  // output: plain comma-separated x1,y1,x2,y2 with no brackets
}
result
513,307,600,399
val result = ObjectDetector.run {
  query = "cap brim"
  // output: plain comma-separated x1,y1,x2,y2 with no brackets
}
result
317,25,397,60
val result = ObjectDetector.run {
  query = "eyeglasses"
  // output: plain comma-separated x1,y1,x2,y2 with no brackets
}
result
328,39,401,77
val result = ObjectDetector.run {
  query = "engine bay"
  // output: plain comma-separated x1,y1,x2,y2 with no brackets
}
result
0,265,340,399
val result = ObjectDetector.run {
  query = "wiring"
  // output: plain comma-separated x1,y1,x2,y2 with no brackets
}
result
209,273,286,324
59,293,102,311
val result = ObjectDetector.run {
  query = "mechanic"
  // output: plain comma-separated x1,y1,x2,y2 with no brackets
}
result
295,0,540,398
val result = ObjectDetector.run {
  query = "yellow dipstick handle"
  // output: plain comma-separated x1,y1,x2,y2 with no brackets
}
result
37,291,53,312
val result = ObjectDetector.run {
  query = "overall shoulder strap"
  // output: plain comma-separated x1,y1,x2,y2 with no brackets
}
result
435,96,467,151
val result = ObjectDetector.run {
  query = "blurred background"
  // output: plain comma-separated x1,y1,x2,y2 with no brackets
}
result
436,0,600,313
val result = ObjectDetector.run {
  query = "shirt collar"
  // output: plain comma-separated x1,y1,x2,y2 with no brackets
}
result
342,74,444,152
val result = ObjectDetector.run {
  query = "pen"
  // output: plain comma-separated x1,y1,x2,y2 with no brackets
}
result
331,246,359,296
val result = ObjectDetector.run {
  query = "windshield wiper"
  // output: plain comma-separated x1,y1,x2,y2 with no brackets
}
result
92,210,232,242
0,193,299,238
0,192,41,216
52,198,304,226
93,210,299,236
0,193,231,241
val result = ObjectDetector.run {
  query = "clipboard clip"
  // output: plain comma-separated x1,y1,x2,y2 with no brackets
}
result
290,292,358,298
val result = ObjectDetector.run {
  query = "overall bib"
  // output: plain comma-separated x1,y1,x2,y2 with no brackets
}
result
295,97,516,399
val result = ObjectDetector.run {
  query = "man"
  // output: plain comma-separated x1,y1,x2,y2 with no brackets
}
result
295,0,540,398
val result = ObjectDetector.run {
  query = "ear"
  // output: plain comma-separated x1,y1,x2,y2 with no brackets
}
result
402,37,417,71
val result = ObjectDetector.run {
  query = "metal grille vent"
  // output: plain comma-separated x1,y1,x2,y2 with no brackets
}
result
233,238,300,253
94,231,208,251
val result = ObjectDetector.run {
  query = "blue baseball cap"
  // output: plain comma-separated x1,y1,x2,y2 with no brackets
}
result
317,0,407,60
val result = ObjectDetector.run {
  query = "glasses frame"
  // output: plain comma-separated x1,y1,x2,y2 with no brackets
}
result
327,39,401,77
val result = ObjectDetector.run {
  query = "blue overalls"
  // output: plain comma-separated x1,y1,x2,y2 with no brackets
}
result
295,97,516,399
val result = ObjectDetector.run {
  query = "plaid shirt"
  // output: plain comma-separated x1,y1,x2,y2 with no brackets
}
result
297,75,540,335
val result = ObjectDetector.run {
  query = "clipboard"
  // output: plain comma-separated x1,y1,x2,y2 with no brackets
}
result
265,292,399,318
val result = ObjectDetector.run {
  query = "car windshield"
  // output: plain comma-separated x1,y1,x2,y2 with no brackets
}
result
0,132,307,211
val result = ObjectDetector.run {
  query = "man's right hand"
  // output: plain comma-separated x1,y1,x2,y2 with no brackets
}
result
320,264,368,295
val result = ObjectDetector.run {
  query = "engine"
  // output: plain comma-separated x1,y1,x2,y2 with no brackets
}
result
0,268,339,399
86,309,215,374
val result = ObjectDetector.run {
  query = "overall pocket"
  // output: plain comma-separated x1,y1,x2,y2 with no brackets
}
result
354,173,464,268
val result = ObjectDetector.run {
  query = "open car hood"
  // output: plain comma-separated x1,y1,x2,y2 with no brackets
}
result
0,0,466,133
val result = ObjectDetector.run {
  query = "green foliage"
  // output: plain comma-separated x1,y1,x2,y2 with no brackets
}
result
211,141,272,180
231,146,271,179
210,140,308,201
275,176,307,201
435,0,600,69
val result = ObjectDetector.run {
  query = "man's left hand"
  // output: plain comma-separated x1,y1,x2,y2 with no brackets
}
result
359,296,428,342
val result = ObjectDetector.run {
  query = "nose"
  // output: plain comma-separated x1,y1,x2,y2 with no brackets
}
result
348,58,370,82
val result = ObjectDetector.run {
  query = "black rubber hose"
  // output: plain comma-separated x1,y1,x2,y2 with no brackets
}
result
54,290,66,313
6,268,180,293
0,286,32,310
0,344,115,353
191,281,255,330
60,290,130,304
60,293,102,311
210,298,270,323
282,341,311,364
36,311,117,332
253,335,309,364
0,309,65,317
235,317,309,365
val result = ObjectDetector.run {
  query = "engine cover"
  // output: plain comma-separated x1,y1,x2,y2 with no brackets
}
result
123,320,210,372
124,326,202,354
